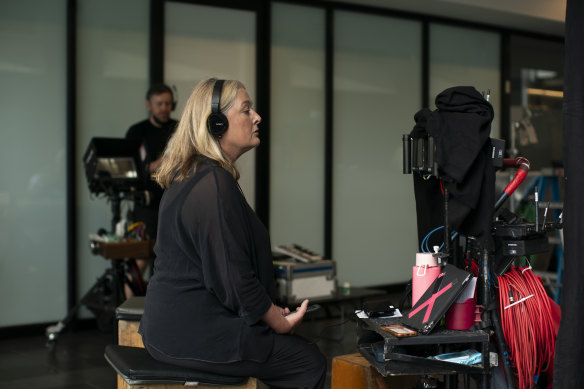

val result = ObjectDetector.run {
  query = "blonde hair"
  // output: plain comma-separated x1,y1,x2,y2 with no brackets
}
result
154,78,245,188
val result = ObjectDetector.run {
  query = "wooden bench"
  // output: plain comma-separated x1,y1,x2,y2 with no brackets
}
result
110,297,265,389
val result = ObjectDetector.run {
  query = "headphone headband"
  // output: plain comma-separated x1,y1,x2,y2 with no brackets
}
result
207,79,228,138
211,80,224,114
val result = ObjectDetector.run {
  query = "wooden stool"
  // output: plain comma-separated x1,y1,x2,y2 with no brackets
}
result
332,353,418,389
116,296,145,348
106,345,265,389
112,298,265,389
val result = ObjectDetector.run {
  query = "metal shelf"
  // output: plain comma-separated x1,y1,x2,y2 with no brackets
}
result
357,317,490,384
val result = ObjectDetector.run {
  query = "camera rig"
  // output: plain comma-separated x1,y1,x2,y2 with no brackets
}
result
46,137,153,351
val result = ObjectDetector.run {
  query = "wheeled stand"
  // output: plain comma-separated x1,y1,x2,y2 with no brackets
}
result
399,133,518,388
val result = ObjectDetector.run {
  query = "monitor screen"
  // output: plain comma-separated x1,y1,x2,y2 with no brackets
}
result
94,157,138,179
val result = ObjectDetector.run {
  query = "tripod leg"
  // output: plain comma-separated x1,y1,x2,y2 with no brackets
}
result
112,259,126,304
45,269,116,351
45,301,82,351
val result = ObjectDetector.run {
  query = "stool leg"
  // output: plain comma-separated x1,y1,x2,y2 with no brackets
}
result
118,320,144,348
117,374,130,389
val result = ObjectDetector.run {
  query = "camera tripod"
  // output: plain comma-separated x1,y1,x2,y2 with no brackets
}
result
45,192,141,351
45,259,125,350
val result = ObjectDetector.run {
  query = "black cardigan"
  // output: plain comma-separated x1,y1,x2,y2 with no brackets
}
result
139,158,275,363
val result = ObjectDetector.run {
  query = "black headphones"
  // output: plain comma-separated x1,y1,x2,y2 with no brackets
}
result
207,79,229,138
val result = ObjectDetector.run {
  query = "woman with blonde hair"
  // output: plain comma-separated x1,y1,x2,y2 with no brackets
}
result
139,78,326,389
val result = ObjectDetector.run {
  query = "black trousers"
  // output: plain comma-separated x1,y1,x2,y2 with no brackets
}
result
146,333,327,389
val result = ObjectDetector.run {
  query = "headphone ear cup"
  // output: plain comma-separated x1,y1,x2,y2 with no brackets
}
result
207,112,229,138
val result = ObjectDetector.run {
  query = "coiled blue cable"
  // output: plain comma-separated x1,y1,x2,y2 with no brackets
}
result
421,226,459,253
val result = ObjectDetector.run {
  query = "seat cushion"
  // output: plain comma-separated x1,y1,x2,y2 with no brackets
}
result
115,296,145,321
105,344,248,386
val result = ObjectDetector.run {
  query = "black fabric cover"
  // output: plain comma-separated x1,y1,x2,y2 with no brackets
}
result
411,87,495,247
554,0,584,387
104,344,247,385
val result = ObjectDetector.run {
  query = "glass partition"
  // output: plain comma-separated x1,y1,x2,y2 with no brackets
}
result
509,35,564,170
164,2,256,206
76,0,149,316
429,24,501,137
0,0,67,326
270,3,326,253
333,11,422,286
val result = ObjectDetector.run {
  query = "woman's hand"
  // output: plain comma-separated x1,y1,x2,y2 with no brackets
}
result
262,299,309,334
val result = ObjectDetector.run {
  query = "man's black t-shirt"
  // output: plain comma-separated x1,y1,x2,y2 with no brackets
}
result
126,119,177,166
125,119,177,236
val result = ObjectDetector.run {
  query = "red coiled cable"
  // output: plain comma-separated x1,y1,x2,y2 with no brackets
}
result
463,253,479,277
497,266,558,389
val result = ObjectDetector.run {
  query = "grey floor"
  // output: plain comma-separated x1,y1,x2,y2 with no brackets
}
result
0,303,369,389
0,324,116,389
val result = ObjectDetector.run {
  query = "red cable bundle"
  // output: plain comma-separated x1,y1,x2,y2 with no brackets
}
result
497,266,558,389
464,255,479,277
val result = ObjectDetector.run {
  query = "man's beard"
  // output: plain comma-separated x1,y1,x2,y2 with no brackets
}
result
152,114,169,126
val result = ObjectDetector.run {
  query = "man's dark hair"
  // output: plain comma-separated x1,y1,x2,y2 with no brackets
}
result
146,83,174,101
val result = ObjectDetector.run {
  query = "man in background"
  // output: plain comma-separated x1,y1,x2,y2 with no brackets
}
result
124,83,177,297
